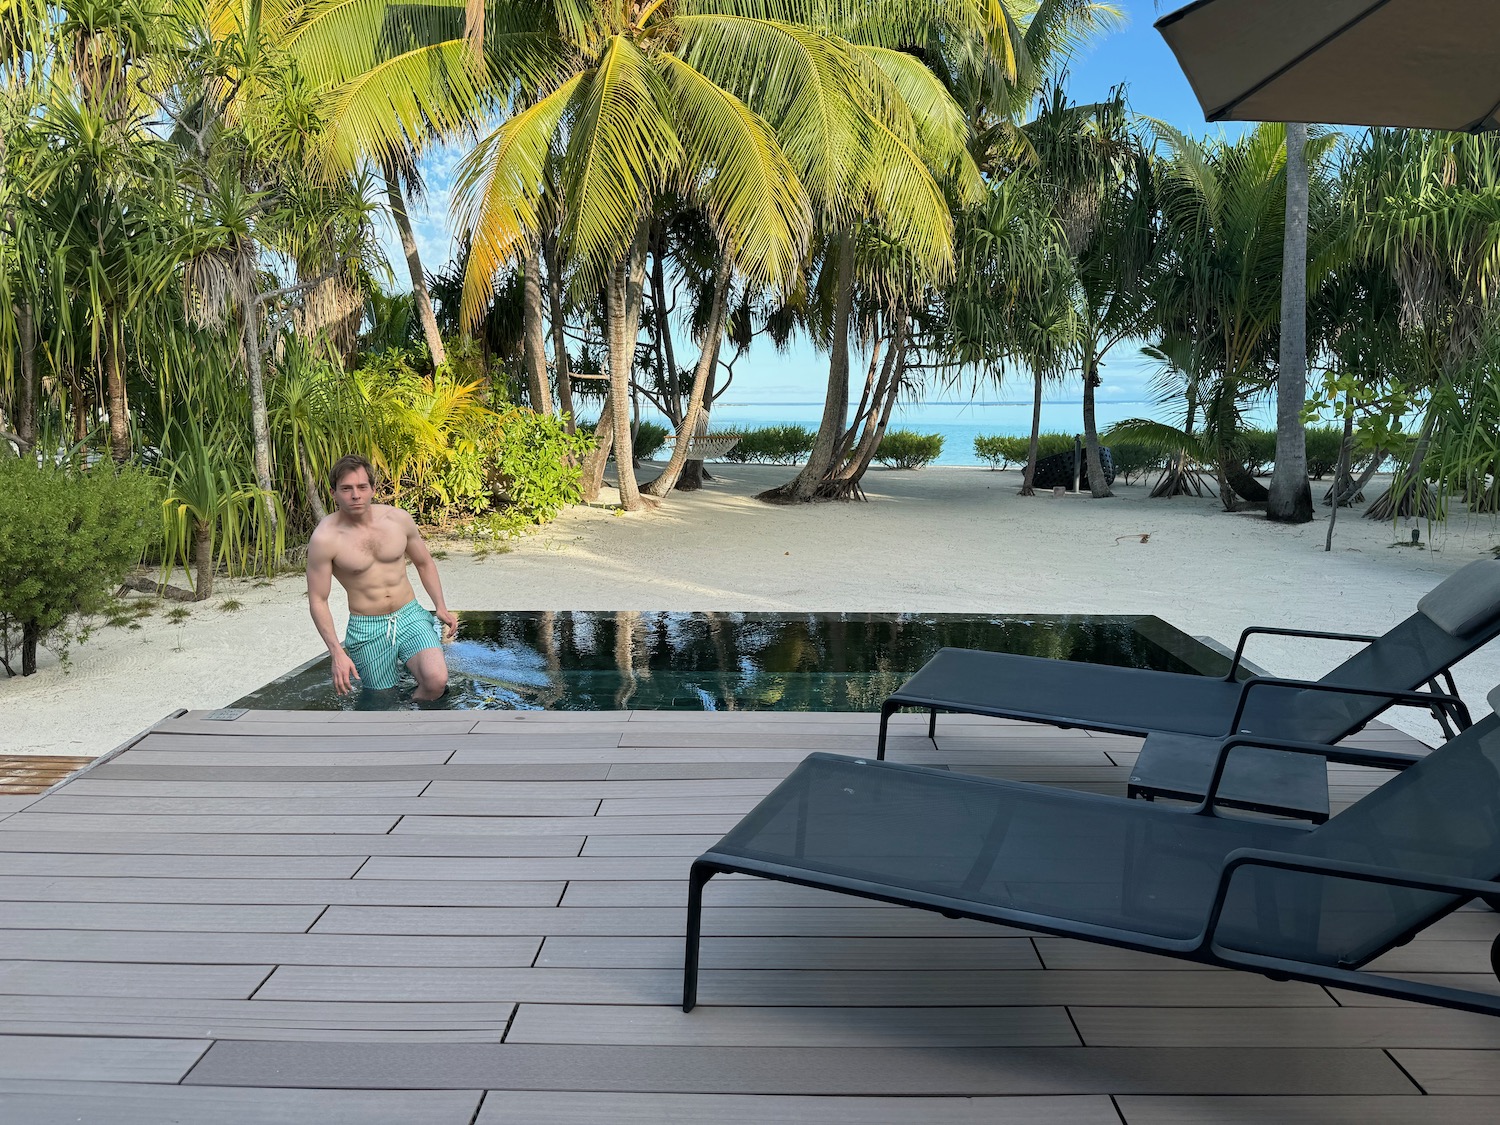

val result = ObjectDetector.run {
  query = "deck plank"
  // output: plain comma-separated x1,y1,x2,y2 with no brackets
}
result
506,1003,1076,1047
1116,1096,1500,1124
476,1091,1119,1125
0,876,564,907
0,1080,483,1125
253,966,1333,1007
0,961,270,998
0,831,587,857
0,930,543,968
0,1036,207,1083
182,1041,1415,1095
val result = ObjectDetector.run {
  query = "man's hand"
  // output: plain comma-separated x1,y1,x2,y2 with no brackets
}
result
435,608,458,642
331,648,361,695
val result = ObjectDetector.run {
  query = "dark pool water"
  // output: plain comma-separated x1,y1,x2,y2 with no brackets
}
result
232,611,1235,713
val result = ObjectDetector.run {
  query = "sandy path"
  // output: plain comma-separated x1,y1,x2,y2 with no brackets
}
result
3,464,1497,755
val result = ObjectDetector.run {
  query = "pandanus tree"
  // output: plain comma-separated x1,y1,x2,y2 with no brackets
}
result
1343,129,1500,520
940,173,1075,494
1140,121,1336,510
1020,85,1155,498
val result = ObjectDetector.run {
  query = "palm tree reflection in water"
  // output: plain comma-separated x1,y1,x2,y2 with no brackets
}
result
236,612,1234,712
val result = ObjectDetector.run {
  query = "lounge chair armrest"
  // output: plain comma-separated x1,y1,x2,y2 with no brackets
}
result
1202,848,1500,950
1229,625,1381,678
1226,678,1470,736
1193,736,1424,814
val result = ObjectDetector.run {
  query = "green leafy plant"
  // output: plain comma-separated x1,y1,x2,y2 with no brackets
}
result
159,421,285,600
723,426,817,465
1237,429,1278,476
1305,427,1346,480
494,411,596,523
875,430,944,469
634,421,670,460
0,460,157,676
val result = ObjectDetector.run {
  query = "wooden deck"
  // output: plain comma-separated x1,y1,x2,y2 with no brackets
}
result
1,708,1498,1124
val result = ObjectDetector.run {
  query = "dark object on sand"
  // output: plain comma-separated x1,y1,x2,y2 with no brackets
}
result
1030,446,1115,491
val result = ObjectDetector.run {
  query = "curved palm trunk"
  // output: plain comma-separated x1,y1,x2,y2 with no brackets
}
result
643,259,731,498
606,225,650,511
760,231,856,503
833,308,907,498
1020,370,1044,496
383,162,446,368
1081,342,1111,498
1268,122,1314,523
520,242,553,414
299,438,327,522
579,409,614,503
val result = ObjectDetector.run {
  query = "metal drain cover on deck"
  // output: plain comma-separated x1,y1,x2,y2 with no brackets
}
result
204,708,248,721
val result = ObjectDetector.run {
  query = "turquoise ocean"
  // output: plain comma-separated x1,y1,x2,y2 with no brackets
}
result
638,399,1193,467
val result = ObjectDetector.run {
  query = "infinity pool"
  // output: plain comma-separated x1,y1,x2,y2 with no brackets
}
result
232,611,1236,712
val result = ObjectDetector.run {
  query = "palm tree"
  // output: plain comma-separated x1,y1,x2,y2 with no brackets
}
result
454,1,868,510
1267,121,1313,523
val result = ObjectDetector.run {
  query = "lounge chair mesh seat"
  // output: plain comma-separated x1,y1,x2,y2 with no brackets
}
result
879,557,1500,757
685,687,1500,1015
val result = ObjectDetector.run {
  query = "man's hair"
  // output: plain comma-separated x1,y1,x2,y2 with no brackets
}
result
329,454,376,491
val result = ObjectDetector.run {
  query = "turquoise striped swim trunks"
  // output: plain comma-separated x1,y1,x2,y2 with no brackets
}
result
344,600,442,690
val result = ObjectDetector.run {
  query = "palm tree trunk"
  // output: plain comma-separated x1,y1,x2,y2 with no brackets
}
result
606,229,649,511
193,518,215,600
760,230,856,503
520,242,553,413
545,234,575,431
103,317,129,462
651,236,682,426
579,409,613,503
383,162,446,368
1268,122,1314,523
835,307,907,495
1081,341,1111,498
242,298,278,535
643,258,731,497
17,299,36,447
1020,369,1044,496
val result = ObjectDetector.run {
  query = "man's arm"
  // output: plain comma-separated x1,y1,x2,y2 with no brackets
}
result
404,513,457,640
307,528,360,694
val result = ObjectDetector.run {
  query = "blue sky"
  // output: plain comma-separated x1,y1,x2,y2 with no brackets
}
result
379,2,1231,408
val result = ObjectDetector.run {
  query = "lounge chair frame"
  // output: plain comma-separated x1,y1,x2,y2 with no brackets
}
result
683,743,1500,1018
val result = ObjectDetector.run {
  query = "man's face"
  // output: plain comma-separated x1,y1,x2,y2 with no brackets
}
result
334,468,374,516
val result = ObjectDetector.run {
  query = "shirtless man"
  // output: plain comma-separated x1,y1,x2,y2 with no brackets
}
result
307,454,457,700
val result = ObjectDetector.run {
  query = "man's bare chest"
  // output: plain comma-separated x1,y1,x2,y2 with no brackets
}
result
333,525,406,575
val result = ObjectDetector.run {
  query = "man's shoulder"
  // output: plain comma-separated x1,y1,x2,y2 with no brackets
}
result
308,514,346,551
375,504,416,528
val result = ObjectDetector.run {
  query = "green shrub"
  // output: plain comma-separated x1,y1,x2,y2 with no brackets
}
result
1305,426,1345,479
0,460,158,675
875,429,944,469
723,425,817,464
634,420,670,459
973,432,1076,469
974,434,1026,468
494,411,596,523
1237,429,1278,476
1110,442,1164,486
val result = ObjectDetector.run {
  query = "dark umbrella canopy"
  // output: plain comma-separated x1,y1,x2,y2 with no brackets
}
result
1157,0,1500,132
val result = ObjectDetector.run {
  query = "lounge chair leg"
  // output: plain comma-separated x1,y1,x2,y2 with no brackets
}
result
877,701,899,761
928,709,938,741
683,861,716,1012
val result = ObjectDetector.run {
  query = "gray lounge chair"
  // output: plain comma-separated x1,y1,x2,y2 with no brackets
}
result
876,557,1500,762
684,688,1500,1016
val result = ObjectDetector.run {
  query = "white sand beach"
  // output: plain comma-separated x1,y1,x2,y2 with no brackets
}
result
4,464,1499,756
